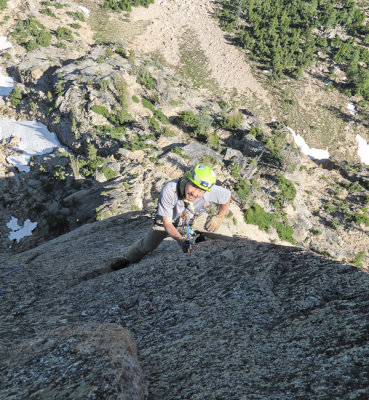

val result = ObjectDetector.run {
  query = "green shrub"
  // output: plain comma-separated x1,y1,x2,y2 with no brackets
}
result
249,126,263,138
53,165,66,180
0,0,6,9
244,203,272,231
228,160,242,178
101,167,117,181
173,109,211,139
350,250,365,268
136,68,157,90
115,47,127,58
154,108,169,124
261,129,288,167
169,146,184,156
217,110,242,130
226,210,233,218
56,27,74,42
132,95,140,103
9,87,23,106
351,212,369,226
103,0,154,12
109,128,125,140
112,108,133,126
275,171,296,206
346,181,363,192
56,41,66,49
233,178,251,201
200,155,218,166
11,18,51,49
162,126,175,137
94,125,125,140
244,203,295,243
69,23,81,29
96,79,110,91
207,133,220,149
40,7,56,17
149,117,160,133
91,105,110,118
123,134,157,151
88,143,98,161
274,219,295,243
78,144,106,177
66,11,85,22
142,98,155,112
105,48,114,57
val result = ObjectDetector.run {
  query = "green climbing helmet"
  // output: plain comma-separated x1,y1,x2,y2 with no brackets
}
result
187,164,216,191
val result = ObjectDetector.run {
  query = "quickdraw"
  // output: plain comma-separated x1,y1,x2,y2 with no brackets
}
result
185,216,199,253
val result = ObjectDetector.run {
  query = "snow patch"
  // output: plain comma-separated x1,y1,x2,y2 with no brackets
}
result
0,36,12,51
0,118,62,172
6,0,16,8
78,6,90,16
0,67,16,97
356,134,369,165
347,102,357,115
288,127,330,160
7,217,38,243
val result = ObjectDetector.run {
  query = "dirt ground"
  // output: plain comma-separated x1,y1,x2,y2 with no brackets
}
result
126,0,272,106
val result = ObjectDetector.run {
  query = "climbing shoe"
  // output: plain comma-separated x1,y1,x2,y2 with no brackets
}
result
110,257,130,270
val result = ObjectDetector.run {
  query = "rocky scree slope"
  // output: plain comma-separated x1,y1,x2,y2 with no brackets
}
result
1,214,369,399
0,41,368,267
0,0,368,266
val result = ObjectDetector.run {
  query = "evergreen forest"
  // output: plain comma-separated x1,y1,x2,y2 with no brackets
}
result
216,0,369,99
103,0,154,12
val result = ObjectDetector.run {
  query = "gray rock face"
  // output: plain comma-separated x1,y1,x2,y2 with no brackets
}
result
181,142,223,163
1,213,369,399
1,323,145,400
241,133,266,157
14,49,62,85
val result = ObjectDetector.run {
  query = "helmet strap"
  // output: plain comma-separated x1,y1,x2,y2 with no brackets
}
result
177,176,188,199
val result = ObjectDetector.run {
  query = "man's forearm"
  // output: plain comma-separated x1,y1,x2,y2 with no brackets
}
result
218,195,231,216
162,217,182,240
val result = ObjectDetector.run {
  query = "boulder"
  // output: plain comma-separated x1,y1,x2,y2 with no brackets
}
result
0,323,145,400
241,134,266,157
181,142,223,163
14,50,62,85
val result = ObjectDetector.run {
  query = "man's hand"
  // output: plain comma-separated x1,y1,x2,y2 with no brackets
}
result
205,214,225,232
176,238,194,253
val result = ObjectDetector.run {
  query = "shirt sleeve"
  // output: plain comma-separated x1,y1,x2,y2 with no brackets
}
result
157,181,178,220
204,185,231,205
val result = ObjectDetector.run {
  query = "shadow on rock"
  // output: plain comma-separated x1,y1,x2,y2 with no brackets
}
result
1,213,369,399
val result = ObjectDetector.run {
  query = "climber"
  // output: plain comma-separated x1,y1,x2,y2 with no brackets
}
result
110,163,232,270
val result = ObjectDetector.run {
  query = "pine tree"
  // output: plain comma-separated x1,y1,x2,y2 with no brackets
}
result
357,68,369,99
